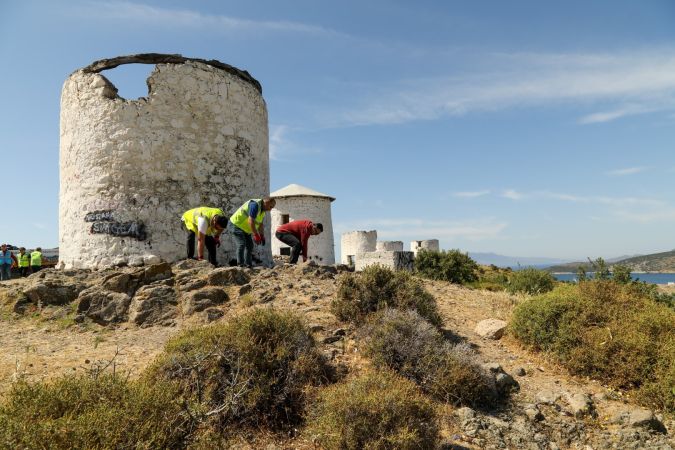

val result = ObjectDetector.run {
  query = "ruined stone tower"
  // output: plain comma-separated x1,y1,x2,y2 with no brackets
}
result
269,184,335,265
59,54,270,269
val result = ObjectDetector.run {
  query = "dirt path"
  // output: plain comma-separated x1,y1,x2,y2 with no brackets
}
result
0,269,672,449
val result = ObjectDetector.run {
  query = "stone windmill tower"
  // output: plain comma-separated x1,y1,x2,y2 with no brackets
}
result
269,184,335,265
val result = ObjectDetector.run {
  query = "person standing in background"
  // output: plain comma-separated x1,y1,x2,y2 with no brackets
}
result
0,244,17,281
30,247,43,273
17,247,30,277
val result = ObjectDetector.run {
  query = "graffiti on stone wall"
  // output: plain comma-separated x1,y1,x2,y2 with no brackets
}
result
85,210,147,241
84,210,116,222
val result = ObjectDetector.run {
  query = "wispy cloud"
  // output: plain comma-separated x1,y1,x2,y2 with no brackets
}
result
453,190,490,198
499,189,665,208
501,189,524,200
335,218,508,242
78,1,344,37
332,50,675,127
606,166,649,176
269,124,321,161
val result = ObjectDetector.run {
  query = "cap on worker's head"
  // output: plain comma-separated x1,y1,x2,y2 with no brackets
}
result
315,223,323,232
36,247,41,251
19,247,25,251
215,215,228,228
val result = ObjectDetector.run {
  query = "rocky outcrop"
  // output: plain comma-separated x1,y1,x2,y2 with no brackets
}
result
128,284,178,327
76,287,132,325
475,318,508,340
182,287,229,315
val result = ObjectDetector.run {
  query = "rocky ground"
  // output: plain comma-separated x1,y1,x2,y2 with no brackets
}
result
0,261,673,449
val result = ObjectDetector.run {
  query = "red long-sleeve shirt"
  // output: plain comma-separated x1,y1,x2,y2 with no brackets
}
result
276,220,314,259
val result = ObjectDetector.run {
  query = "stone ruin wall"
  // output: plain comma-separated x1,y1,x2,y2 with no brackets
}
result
376,241,404,252
59,54,271,269
355,250,414,272
411,239,440,257
340,230,377,265
270,196,335,265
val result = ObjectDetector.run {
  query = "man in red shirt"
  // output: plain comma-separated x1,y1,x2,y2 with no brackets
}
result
275,220,323,264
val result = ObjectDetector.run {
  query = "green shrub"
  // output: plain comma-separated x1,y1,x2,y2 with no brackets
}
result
507,267,556,295
468,268,510,291
611,264,632,284
0,375,190,449
510,280,675,412
331,265,441,326
147,308,330,429
360,309,497,407
415,249,478,284
305,369,438,450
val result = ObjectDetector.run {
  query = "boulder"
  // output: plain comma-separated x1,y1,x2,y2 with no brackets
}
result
77,287,132,325
496,372,520,395
172,259,213,271
535,389,560,405
23,280,87,307
628,408,667,433
183,287,229,315
204,308,224,322
208,267,250,286
475,318,508,339
128,284,178,327
563,392,594,418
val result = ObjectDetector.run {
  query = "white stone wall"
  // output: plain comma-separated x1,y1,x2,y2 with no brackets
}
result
410,239,440,257
59,59,270,269
355,251,414,272
270,196,335,265
376,241,404,252
341,231,377,265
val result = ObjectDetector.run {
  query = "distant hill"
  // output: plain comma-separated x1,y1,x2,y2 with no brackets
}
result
547,251,675,273
468,252,569,269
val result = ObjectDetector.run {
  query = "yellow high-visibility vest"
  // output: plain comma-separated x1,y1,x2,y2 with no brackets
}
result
229,199,265,234
30,251,42,266
18,253,30,267
181,207,224,236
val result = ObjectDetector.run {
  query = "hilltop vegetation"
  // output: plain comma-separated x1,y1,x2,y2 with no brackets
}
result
547,249,675,273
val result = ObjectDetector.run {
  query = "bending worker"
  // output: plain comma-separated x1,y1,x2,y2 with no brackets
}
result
228,197,276,267
181,207,228,266
275,220,323,264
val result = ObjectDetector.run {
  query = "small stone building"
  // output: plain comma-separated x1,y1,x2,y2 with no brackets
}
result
59,54,271,269
341,230,377,266
411,239,440,257
270,184,335,265
376,241,404,252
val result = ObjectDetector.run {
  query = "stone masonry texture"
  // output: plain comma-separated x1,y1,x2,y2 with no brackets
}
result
270,196,335,265
59,54,271,269
341,230,377,265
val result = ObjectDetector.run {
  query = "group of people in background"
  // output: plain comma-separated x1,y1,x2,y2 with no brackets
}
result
182,197,322,268
0,244,43,281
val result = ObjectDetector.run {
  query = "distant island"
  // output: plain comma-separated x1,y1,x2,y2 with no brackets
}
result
546,250,675,273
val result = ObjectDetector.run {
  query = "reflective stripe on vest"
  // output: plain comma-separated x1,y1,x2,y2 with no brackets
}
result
30,251,41,266
181,207,224,236
229,199,265,234
18,253,30,267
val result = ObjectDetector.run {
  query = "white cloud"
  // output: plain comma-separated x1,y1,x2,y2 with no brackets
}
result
332,50,675,127
606,166,649,176
501,189,524,200
453,190,490,198
78,1,343,37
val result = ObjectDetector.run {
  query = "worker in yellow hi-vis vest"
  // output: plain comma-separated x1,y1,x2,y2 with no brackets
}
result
181,207,228,266
30,247,43,273
228,197,276,267
17,247,30,277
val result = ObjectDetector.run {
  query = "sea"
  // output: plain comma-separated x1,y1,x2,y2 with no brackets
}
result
553,272,675,285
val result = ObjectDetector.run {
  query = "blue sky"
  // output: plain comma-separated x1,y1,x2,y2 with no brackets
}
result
1,0,675,260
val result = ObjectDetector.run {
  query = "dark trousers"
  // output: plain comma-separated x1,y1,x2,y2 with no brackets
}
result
19,267,30,277
229,222,253,267
276,232,302,264
31,266,41,273
186,231,218,266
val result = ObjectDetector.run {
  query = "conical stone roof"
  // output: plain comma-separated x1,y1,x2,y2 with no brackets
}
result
270,184,335,201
